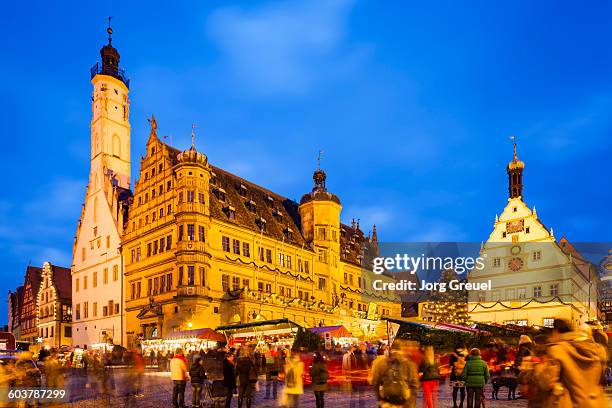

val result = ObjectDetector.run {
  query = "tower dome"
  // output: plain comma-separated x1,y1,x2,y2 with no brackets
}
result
177,145,208,166
91,17,129,87
177,125,207,166
300,167,340,204
507,143,525,171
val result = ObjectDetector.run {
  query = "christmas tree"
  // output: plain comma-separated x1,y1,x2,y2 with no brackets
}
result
422,269,470,325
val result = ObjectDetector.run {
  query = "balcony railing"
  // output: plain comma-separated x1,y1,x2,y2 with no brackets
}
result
176,240,206,253
176,202,206,214
90,62,130,88
176,285,208,298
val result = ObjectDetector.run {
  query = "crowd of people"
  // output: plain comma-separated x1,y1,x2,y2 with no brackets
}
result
0,317,609,408
162,318,610,408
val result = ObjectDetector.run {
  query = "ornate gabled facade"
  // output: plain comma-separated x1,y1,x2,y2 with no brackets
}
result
468,143,598,327
8,286,23,340
122,120,399,347
20,266,43,346
36,262,72,350
71,25,132,348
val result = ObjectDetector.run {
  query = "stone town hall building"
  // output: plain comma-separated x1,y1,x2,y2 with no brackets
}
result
72,28,399,348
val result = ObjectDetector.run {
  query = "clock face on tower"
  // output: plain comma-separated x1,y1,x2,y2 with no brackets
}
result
508,257,524,271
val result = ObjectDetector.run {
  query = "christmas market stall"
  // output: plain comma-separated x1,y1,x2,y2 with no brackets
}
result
216,318,301,350
383,317,490,351
307,325,356,347
140,328,226,356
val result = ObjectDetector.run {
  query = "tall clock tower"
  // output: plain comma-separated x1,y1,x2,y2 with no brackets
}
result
467,142,597,328
71,22,132,348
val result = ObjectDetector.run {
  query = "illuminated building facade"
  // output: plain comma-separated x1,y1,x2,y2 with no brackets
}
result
71,25,132,348
122,123,399,347
36,262,72,350
468,143,599,328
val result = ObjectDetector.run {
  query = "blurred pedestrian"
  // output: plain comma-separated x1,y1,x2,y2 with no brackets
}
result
235,346,258,408
461,348,489,408
515,335,533,370
419,346,441,408
450,346,467,408
45,350,65,388
223,352,237,408
133,349,146,397
190,357,207,407
264,348,280,399
309,352,329,408
283,350,304,408
170,348,189,408
370,339,414,407
535,319,607,407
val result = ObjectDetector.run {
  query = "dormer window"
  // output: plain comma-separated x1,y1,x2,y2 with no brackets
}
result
273,209,283,223
214,187,226,202
223,205,236,220
256,217,267,232
210,172,217,186
246,199,257,213
284,227,293,240
266,196,274,207
238,184,248,197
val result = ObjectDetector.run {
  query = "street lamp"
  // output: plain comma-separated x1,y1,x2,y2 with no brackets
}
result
187,322,193,329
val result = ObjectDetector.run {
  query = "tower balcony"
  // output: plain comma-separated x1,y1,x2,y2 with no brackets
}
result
176,202,206,214
176,241,207,253
90,62,130,88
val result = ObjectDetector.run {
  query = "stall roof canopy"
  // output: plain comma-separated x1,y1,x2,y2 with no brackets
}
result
308,325,353,338
166,328,226,342
382,317,485,334
216,318,301,336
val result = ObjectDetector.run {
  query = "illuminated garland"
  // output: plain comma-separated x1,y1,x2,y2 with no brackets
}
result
225,255,314,282
247,290,339,313
339,284,397,302
469,295,574,312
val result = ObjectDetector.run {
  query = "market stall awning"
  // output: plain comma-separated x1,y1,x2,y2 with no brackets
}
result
308,325,353,338
382,317,488,334
216,318,301,338
165,328,226,342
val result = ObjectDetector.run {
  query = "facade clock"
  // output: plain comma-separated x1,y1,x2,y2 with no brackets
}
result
508,257,524,271
511,245,521,255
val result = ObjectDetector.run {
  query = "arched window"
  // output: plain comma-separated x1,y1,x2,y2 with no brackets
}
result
112,134,121,157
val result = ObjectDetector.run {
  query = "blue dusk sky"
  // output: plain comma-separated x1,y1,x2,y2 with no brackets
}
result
1,1,611,320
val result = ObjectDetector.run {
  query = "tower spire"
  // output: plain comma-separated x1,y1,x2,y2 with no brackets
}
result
191,124,196,149
93,17,129,87
506,135,525,199
107,16,113,45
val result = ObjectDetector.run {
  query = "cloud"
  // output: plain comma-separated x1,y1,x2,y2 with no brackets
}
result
207,0,358,95
0,178,84,269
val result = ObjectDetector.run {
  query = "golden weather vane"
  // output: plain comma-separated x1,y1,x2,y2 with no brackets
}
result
107,16,113,44
509,135,518,158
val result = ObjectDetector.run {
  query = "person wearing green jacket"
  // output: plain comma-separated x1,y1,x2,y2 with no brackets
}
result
461,348,490,408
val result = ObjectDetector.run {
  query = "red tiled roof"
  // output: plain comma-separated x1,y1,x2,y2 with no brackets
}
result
50,264,72,301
